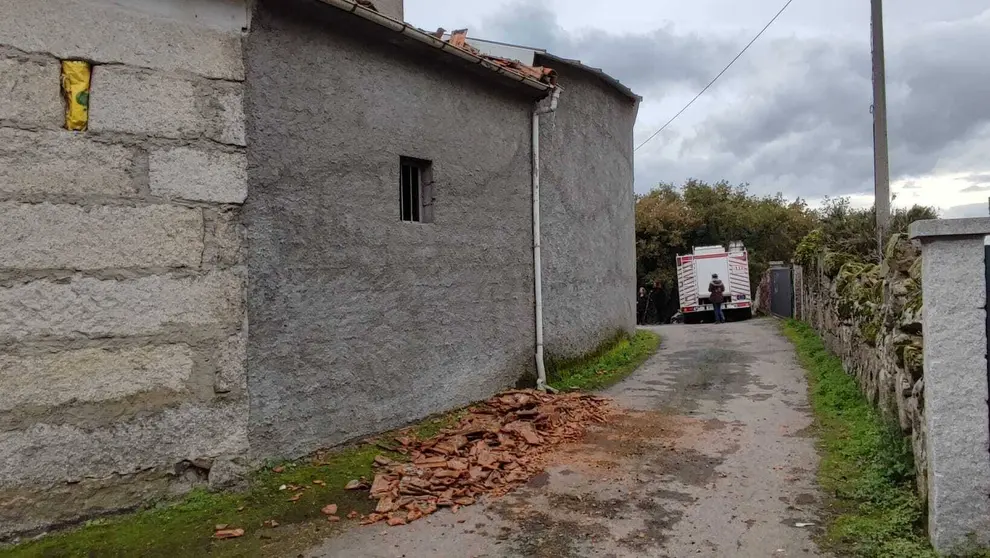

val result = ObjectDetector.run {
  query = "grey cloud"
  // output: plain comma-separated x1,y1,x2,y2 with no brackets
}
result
469,2,989,199
960,172,990,186
943,202,989,219
635,15,990,197
890,17,990,157
954,171,990,192
475,2,740,94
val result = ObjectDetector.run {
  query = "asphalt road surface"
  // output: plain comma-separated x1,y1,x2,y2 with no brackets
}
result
307,319,827,557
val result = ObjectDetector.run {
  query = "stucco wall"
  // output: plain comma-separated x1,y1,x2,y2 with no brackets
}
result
244,0,539,459
0,0,249,538
534,57,639,357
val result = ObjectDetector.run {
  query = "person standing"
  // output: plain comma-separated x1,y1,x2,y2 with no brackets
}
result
646,279,662,324
709,273,726,324
636,287,648,325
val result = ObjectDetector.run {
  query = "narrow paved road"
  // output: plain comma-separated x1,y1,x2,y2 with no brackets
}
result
307,319,826,557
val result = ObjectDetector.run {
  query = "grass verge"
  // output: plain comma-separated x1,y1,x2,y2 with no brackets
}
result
0,414,463,558
547,330,660,392
782,319,937,558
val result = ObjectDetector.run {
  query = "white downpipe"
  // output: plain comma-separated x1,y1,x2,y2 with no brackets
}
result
533,88,561,393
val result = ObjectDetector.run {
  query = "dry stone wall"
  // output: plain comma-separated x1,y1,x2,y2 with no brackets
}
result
0,0,248,538
797,235,927,500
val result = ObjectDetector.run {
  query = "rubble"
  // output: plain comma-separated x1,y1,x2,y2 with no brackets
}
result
357,389,611,526
213,528,244,539
442,29,557,85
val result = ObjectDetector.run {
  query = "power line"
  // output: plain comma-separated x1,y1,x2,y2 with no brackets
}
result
634,0,797,152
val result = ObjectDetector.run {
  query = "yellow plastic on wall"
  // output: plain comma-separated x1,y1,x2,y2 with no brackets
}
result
61,61,91,131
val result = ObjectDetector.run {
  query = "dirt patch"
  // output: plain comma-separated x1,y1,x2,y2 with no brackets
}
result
546,493,629,520
649,488,697,503
498,507,612,558
526,472,551,489
540,410,738,488
474,408,739,555
619,500,684,551
795,493,817,505
786,424,818,438
648,347,758,413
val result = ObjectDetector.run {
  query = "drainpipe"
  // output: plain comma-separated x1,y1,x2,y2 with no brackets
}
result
533,87,561,393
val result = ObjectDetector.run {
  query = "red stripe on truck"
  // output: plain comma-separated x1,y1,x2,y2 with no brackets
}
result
691,253,731,260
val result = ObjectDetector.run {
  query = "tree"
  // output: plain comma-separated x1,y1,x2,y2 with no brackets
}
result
635,180,815,323
812,197,937,262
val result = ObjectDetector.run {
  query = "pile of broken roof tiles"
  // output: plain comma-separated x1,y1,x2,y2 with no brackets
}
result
351,389,611,526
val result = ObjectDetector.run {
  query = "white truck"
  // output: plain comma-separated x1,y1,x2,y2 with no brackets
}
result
675,241,753,323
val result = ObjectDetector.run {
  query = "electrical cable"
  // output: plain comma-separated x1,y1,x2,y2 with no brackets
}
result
634,0,797,152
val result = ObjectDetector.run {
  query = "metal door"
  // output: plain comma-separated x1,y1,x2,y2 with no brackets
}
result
770,267,793,318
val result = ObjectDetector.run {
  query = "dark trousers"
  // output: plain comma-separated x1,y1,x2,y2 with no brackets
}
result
713,302,725,323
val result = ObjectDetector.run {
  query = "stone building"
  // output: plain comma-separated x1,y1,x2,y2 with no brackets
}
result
0,0,638,536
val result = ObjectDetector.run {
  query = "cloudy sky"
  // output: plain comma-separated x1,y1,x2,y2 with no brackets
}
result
405,0,990,217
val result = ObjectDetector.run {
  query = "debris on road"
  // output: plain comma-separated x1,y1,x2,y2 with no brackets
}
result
344,479,367,490
358,389,612,527
213,528,245,539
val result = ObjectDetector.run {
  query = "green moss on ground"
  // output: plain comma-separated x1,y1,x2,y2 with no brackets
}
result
1,448,378,558
547,330,660,392
1,411,467,558
782,320,949,558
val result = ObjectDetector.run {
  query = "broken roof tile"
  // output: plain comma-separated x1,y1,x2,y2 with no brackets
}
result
440,28,557,86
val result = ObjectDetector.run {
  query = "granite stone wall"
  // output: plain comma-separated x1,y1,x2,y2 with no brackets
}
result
0,0,249,538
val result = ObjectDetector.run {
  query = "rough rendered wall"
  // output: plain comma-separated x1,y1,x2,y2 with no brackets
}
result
0,0,248,538
535,58,639,357
244,1,537,459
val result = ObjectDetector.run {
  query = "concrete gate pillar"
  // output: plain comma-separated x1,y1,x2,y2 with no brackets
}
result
910,218,990,554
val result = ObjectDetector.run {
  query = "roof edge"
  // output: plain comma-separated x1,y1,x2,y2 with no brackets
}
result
312,0,552,93
536,52,640,102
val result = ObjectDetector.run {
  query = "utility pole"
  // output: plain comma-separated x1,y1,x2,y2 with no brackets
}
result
871,0,891,259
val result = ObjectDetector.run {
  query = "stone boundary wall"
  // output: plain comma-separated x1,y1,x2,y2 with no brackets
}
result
0,0,248,538
753,271,771,315
796,235,927,500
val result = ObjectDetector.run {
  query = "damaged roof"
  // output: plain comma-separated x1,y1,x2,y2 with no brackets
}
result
535,52,640,102
445,29,557,86
312,0,556,92
438,35,640,102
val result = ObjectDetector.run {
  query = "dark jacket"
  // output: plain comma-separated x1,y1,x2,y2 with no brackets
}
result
708,279,725,304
